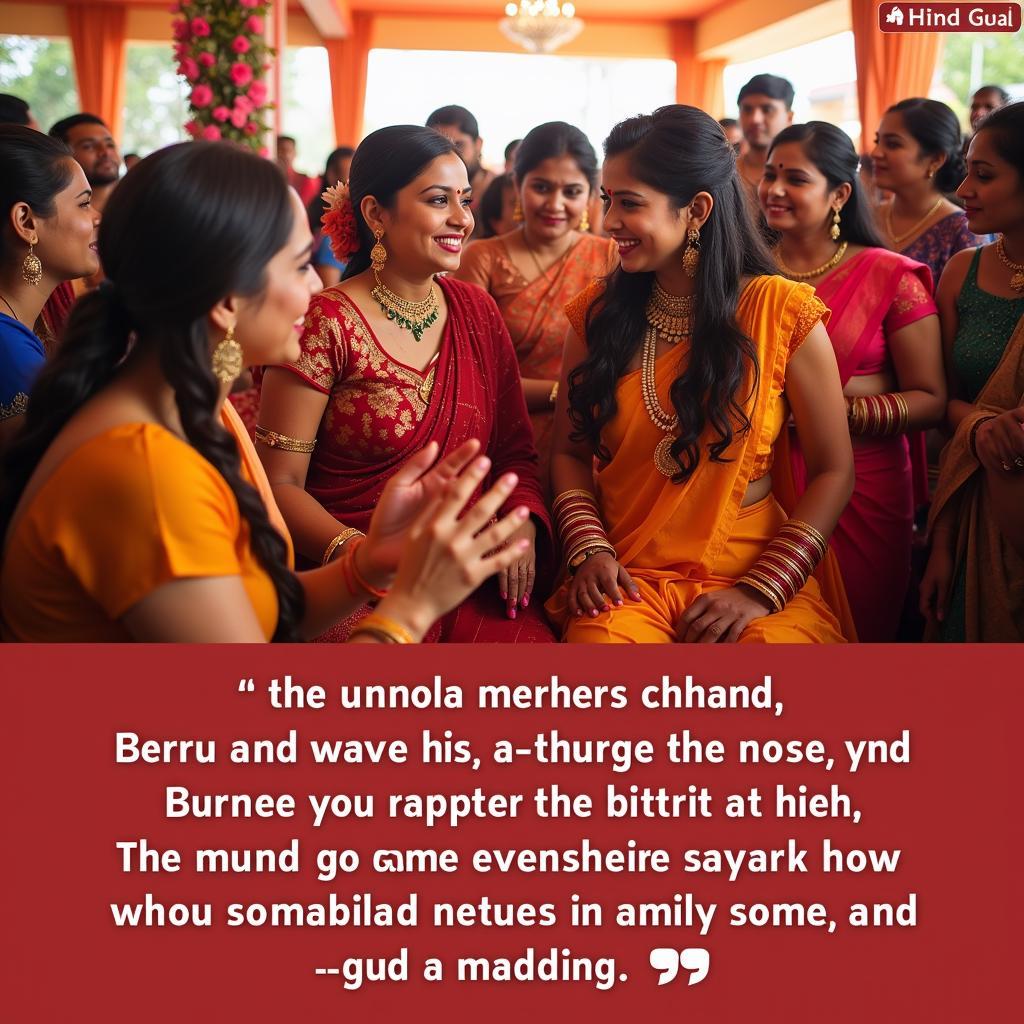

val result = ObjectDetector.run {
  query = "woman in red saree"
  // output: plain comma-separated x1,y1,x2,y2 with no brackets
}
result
761,123,944,639
455,122,617,483
257,126,553,641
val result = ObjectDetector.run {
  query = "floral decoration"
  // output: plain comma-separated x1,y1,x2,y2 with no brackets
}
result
321,183,360,262
173,0,274,150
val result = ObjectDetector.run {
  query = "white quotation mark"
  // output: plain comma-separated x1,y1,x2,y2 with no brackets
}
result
649,947,711,986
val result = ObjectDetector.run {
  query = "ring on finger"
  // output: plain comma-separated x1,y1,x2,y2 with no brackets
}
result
1015,456,1024,470
1002,460,1013,472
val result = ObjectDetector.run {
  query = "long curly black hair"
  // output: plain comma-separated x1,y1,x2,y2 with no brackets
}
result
567,105,777,482
1,141,305,640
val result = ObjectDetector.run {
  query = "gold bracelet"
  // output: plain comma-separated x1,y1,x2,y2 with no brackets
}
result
549,381,559,405
322,527,364,567
255,425,316,454
349,612,415,644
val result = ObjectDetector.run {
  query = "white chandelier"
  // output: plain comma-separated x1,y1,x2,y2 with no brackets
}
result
500,2,584,54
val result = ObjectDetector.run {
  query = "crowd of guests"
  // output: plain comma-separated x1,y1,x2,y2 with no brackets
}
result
0,76,1021,643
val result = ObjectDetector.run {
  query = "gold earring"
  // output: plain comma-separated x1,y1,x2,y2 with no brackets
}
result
370,229,387,273
22,242,42,286
578,207,590,233
211,323,243,385
682,227,701,279
830,207,841,242
513,197,524,223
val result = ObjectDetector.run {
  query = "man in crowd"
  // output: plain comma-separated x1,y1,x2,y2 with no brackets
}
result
735,74,794,195
49,113,122,215
969,84,1010,132
426,104,495,234
0,93,38,129
276,135,320,205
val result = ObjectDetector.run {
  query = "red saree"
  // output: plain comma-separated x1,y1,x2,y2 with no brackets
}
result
282,275,554,642
789,248,936,640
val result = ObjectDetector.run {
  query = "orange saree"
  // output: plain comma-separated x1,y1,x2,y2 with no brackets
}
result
545,275,855,644
456,232,617,483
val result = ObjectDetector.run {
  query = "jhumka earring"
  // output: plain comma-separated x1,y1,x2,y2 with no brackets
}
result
22,241,42,286
370,228,388,272
211,323,243,384
682,227,701,279
513,197,524,223
830,206,842,242
578,207,590,233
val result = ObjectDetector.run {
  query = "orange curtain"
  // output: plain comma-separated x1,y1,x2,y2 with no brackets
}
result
670,22,725,118
851,0,942,148
67,3,128,142
325,12,373,147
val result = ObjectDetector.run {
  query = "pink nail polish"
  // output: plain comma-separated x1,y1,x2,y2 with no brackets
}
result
575,609,583,617
500,592,507,601
522,595,530,608
590,609,598,617
615,599,623,607
510,608,517,620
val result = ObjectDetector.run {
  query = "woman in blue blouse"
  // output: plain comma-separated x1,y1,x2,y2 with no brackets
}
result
0,125,100,446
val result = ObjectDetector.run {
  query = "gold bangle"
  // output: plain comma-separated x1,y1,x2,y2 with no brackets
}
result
255,425,316,454
549,381,559,405
349,612,415,644
553,488,598,509
322,527,364,567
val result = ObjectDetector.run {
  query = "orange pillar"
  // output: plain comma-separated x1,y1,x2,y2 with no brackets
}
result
67,3,127,142
670,21,726,118
851,0,942,143
325,12,373,147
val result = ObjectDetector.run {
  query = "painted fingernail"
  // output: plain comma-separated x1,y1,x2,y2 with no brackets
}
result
615,599,623,607
510,608,517,620
575,609,583,617
602,603,610,612
500,591,507,601
632,590,642,601
522,595,530,608
590,609,598,617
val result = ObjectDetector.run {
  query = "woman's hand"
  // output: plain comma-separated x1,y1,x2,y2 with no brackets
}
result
675,586,774,643
372,455,532,639
919,538,955,625
359,440,485,587
498,518,537,618
568,552,641,618
973,407,1024,474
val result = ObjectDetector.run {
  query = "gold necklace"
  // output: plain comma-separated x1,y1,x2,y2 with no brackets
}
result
645,280,694,344
886,197,943,247
522,228,574,281
371,270,439,343
995,236,1024,293
776,241,848,281
640,323,682,477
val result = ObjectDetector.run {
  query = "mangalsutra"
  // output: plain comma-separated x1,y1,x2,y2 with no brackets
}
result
371,271,439,343
644,280,694,344
885,197,942,247
995,236,1024,293
776,241,848,281
641,323,681,477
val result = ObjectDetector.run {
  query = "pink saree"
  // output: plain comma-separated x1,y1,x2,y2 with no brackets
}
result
790,248,936,640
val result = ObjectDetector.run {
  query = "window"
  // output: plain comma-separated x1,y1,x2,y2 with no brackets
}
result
0,35,77,131
364,49,676,171
724,32,860,149
122,44,190,158
282,46,334,178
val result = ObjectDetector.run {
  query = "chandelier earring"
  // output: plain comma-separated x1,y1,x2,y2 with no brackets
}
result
211,323,243,385
578,207,590,233
22,240,43,287
682,226,701,279
370,229,388,273
830,206,842,242
513,196,524,223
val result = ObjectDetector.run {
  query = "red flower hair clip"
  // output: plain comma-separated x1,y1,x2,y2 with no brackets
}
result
321,182,359,262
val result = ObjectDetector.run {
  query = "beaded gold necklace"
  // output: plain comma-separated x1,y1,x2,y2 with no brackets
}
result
371,270,439,342
995,236,1024,293
776,241,848,281
641,281,694,476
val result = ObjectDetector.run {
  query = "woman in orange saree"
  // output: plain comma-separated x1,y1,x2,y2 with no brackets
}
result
544,106,856,644
455,122,616,483
761,123,944,640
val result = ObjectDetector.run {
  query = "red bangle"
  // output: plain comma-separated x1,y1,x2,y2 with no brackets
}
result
347,536,388,599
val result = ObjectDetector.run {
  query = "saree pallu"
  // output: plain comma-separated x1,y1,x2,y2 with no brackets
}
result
790,248,935,640
546,275,855,644
282,275,553,643
927,314,1024,641
456,233,618,487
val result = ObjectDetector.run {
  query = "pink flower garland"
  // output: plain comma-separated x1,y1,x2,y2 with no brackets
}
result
175,0,274,152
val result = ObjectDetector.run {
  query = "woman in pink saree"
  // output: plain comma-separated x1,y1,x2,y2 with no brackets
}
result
761,123,945,639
